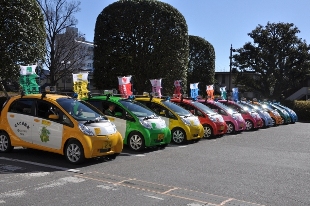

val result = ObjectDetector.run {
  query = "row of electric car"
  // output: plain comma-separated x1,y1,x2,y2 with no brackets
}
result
0,91,297,165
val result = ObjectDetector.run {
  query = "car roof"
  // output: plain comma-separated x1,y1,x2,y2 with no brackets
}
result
10,94,70,101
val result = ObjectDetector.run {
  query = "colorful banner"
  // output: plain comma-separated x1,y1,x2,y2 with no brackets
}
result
150,79,162,98
118,76,132,98
220,86,227,100
190,82,199,99
232,87,238,102
206,85,214,100
20,65,37,75
19,65,39,95
174,80,182,97
73,73,89,99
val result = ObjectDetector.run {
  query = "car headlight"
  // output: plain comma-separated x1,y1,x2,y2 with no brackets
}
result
78,123,94,136
181,117,191,125
231,114,237,119
208,115,217,122
139,120,153,129
250,112,256,118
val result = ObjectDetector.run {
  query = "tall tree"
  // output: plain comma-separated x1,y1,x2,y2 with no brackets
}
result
0,0,46,82
187,35,215,96
37,0,88,87
233,22,310,99
93,0,189,95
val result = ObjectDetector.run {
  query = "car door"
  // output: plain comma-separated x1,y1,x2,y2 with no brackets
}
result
7,98,35,144
32,99,64,149
88,100,127,140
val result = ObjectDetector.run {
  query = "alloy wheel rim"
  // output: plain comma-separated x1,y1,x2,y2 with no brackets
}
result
227,124,233,133
67,144,81,162
204,126,211,138
173,130,184,143
0,135,8,151
130,135,142,150
246,121,252,130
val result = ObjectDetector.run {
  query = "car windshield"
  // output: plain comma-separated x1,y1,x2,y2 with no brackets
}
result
214,102,237,114
161,100,191,116
191,101,216,114
120,100,157,117
57,98,107,121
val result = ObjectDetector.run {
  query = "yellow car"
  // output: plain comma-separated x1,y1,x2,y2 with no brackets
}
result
135,96,204,144
0,93,123,164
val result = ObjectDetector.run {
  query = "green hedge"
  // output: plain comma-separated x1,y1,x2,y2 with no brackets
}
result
282,100,310,122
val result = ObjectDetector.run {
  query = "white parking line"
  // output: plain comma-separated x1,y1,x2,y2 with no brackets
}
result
0,157,76,172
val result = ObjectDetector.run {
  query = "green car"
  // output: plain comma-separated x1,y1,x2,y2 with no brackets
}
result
84,95,171,151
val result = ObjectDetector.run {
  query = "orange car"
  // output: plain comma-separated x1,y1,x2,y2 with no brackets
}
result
251,101,283,126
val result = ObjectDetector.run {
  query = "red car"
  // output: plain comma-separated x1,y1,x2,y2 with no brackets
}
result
219,100,263,131
171,98,227,138
198,99,246,134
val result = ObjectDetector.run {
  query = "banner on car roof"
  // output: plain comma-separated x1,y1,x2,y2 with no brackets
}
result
220,86,227,100
118,75,132,98
206,85,214,100
232,87,238,102
173,80,182,97
150,79,162,98
73,73,89,99
19,65,40,95
190,82,199,99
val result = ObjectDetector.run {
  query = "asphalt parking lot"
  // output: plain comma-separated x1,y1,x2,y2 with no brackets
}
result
1,122,309,206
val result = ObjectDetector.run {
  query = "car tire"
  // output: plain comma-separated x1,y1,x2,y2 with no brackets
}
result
64,139,85,164
128,132,145,151
171,128,187,144
226,122,235,134
245,120,253,131
0,132,14,153
203,124,213,138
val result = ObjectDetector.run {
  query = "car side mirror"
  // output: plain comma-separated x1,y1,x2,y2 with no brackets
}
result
49,114,59,120
160,111,165,115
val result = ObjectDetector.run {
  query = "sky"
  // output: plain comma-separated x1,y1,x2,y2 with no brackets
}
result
75,0,310,72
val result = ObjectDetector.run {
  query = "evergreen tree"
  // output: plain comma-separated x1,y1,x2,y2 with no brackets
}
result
93,0,189,95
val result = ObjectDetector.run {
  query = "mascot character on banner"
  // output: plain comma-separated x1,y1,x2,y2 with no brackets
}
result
232,87,239,102
174,80,182,98
150,79,162,98
19,65,40,94
73,73,89,99
118,76,132,98
206,85,214,100
190,83,199,99
220,86,227,100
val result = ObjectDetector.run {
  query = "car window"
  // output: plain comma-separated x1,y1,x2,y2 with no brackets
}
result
8,99,35,116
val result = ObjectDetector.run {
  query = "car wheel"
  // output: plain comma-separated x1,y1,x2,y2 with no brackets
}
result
226,122,235,134
245,120,253,131
0,132,14,153
128,132,145,151
171,128,186,144
65,139,85,164
203,125,213,138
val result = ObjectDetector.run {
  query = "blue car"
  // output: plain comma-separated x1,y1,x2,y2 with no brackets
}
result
239,101,273,128
273,103,298,123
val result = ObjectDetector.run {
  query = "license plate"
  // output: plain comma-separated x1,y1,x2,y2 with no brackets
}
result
103,142,112,149
220,126,224,130
158,134,164,141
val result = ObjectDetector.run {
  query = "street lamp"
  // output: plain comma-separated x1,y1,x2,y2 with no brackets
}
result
61,61,71,91
229,44,236,92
